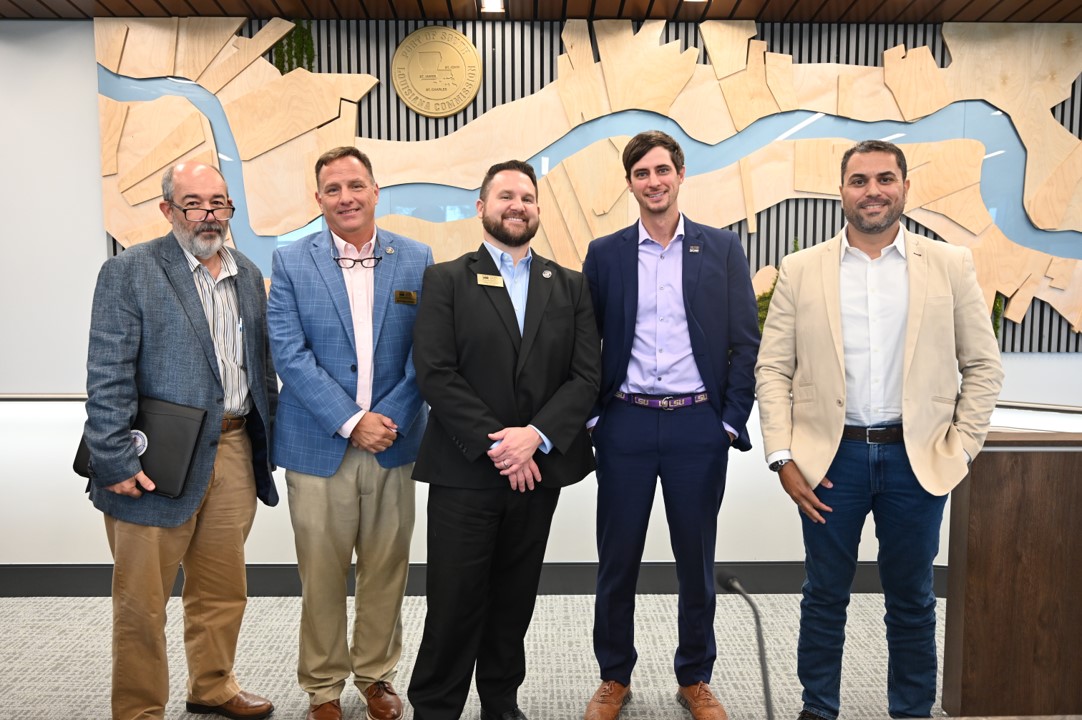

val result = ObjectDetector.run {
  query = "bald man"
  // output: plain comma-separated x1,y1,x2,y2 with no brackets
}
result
82,162,278,720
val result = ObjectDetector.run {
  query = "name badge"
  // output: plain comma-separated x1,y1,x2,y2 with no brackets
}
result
477,274,504,287
395,290,418,305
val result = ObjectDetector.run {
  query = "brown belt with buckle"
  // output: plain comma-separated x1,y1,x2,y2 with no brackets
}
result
842,424,903,444
221,415,247,432
614,391,710,411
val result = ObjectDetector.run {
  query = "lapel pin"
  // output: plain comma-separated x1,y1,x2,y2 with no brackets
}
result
385,246,395,254
689,245,701,253
542,269,552,279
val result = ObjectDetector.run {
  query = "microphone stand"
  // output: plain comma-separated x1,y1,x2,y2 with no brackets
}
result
716,568,775,720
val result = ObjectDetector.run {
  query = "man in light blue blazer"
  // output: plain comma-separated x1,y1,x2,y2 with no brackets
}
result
83,162,277,720
268,146,433,720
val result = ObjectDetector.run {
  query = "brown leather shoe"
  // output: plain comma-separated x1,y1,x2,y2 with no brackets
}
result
584,680,632,720
186,690,274,719
675,682,728,720
362,681,403,720
306,699,342,720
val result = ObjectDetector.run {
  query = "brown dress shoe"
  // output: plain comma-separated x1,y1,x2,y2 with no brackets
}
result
363,680,403,720
676,682,729,720
584,680,632,720
186,690,274,719
306,699,342,720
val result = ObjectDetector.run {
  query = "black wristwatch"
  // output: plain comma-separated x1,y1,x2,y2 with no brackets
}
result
769,458,792,473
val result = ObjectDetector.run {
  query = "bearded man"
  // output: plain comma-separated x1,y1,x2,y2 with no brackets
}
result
82,161,278,720
406,160,602,720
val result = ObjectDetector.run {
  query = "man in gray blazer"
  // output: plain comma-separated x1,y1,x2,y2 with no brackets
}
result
83,162,278,720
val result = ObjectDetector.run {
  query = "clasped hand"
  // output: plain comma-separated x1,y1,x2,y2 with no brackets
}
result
487,426,543,492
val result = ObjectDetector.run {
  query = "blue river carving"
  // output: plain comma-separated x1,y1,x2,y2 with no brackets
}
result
99,65,1082,273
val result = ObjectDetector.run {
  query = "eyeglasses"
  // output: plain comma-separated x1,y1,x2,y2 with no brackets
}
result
169,203,236,221
334,256,382,269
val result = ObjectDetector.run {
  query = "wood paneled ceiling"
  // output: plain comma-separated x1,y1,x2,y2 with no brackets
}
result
3,0,1080,23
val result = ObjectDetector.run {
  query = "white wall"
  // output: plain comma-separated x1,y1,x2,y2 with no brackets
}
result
1,21,1079,571
0,21,104,395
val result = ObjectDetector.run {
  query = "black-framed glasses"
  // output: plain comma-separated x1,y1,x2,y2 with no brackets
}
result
334,256,382,269
169,202,236,221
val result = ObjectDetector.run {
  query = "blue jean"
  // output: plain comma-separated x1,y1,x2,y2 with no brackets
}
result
798,438,947,719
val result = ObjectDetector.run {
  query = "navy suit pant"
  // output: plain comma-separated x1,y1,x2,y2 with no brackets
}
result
592,400,730,686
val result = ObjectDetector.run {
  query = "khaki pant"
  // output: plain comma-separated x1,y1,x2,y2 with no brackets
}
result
105,427,257,720
286,447,414,705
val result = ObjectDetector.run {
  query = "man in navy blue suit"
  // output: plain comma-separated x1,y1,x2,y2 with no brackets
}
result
581,131,760,720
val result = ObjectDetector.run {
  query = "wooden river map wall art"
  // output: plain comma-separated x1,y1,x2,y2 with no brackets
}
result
95,19,1082,335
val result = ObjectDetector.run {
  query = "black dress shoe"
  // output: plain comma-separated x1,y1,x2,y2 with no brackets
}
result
479,708,527,720
797,711,830,720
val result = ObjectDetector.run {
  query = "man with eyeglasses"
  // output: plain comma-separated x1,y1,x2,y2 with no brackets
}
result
82,161,278,720
268,146,433,720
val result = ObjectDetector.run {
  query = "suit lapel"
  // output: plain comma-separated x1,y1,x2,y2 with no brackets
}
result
469,247,521,352
681,220,704,323
310,230,356,352
821,234,846,371
517,254,554,375
619,225,639,360
903,230,927,380
231,253,258,381
158,236,222,384
372,229,398,348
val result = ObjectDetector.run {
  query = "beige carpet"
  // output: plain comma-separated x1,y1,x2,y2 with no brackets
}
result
0,594,946,719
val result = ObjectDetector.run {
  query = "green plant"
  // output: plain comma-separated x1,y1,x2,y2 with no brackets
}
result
756,238,800,333
272,20,315,75
757,274,778,334
992,292,1004,338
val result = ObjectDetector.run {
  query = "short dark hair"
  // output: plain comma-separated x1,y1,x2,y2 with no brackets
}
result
840,140,908,183
315,146,375,188
622,130,685,180
479,160,538,200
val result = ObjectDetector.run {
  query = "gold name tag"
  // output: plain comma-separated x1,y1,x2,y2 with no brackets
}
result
395,290,418,305
477,274,504,287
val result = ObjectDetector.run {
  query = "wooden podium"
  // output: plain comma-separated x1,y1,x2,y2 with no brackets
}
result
943,432,1082,717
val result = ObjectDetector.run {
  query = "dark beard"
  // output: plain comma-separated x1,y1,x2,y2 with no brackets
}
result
482,214,536,248
843,202,903,236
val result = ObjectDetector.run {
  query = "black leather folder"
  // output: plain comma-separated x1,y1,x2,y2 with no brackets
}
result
74,396,207,499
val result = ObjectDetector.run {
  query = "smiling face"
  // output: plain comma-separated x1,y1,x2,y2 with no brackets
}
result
840,150,910,240
316,155,379,245
627,145,685,219
477,169,540,250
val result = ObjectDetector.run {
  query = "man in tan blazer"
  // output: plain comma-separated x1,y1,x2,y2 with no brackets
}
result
755,140,1003,720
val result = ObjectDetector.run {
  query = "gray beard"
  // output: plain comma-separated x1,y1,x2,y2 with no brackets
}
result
175,222,226,259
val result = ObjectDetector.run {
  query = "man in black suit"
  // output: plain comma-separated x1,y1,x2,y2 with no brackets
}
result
407,160,602,720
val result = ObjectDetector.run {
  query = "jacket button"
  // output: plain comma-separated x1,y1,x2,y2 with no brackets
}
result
836,399,843,406
351,364,357,372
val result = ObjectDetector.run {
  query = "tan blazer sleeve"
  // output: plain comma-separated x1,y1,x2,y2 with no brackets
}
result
949,247,1004,460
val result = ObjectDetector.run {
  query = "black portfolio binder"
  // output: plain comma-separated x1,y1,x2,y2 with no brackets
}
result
74,396,208,499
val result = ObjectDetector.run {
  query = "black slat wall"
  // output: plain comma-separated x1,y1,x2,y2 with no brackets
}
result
244,19,1082,351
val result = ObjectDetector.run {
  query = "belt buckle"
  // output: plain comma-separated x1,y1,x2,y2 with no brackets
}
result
866,426,886,443
659,395,675,411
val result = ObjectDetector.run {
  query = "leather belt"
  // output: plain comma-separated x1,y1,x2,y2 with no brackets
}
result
614,391,710,411
842,424,903,444
221,415,247,432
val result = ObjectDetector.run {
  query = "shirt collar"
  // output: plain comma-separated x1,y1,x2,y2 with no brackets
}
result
180,243,238,278
841,225,907,264
483,240,532,270
332,227,377,258
637,214,686,246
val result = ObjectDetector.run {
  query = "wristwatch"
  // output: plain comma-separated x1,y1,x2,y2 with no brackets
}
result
769,458,792,473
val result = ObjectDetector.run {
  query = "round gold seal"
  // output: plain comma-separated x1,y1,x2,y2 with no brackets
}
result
391,26,483,118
